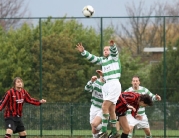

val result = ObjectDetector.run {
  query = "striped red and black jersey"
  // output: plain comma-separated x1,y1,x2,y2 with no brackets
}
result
116,92,140,117
0,88,41,118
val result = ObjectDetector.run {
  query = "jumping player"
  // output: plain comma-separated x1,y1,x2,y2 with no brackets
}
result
76,40,121,138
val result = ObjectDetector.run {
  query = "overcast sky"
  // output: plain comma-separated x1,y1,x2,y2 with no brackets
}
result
24,0,172,18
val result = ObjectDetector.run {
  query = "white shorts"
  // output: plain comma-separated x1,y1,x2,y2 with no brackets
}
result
90,104,103,123
102,80,121,104
127,114,150,129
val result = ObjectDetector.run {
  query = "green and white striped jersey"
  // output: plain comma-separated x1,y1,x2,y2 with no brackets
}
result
85,79,104,109
81,44,121,81
125,86,157,116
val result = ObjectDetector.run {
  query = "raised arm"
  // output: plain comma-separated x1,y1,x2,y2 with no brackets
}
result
109,40,119,61
76,43,102,65
84,76,97,92
96,70,106,83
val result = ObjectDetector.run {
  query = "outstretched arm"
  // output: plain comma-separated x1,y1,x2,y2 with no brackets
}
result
24,91,46,105
146,88,161,101
76,43,103,65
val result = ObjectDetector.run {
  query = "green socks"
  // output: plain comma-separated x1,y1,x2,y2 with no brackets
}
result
101,113,109,132
110,119,117,135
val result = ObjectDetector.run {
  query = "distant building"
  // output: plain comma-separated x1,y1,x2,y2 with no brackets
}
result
143,47,177,64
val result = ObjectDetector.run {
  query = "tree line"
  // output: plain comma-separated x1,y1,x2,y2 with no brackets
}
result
0,17,178,103
1,0,179,103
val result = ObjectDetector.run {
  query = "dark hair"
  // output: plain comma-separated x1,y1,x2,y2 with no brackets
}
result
13,77,24,88
139,94,153,106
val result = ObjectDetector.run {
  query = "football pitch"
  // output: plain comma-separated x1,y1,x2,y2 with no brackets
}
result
1,130,178,138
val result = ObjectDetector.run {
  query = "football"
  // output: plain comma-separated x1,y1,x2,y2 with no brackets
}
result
82,5,94,17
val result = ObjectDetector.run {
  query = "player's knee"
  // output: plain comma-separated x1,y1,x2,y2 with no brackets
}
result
102,101,111,111
144,129,151,136
102,104,107,112
91,122,102,131
129,126,134,132
95,124,102,131
5,129,13,135
123,126,130,134
19,131,27,136
91,122,97,128
91,122,98,128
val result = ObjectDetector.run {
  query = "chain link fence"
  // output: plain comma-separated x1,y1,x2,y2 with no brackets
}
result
0,16,179,137
0,103,178,137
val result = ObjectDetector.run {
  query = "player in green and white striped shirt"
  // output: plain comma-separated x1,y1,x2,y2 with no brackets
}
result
124,76,161,138
84,70,104,138
76,40,121,138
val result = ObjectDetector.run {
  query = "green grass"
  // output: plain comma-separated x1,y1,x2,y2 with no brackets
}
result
0,130,178,138
133,130,179,137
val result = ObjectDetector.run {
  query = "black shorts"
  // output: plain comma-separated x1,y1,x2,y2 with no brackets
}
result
116,112,126,120
5,117,25,133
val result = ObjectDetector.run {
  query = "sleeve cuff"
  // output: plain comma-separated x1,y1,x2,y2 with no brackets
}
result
81,50,86,56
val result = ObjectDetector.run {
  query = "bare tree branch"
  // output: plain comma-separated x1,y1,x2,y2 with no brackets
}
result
115,0,179,56
0,0,29,30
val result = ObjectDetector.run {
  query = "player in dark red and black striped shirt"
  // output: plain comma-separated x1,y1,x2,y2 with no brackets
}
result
109,92,153,138
0,77,46,138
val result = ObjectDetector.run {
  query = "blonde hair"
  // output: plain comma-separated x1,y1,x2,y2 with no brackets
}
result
103,46,110,49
